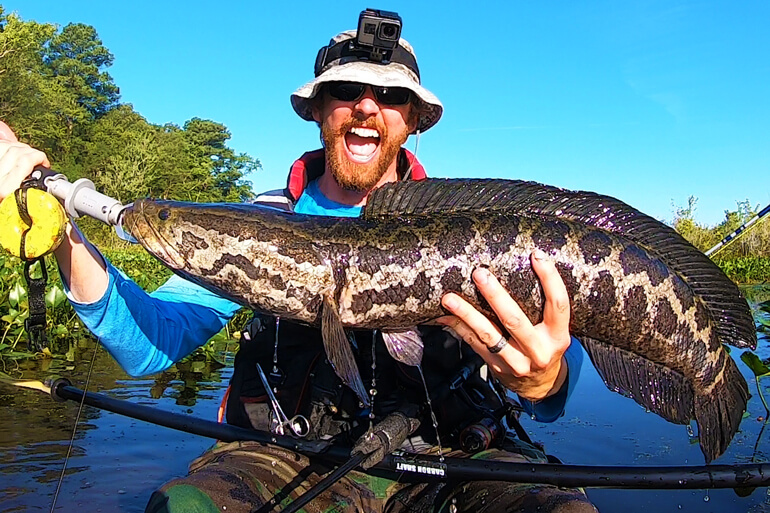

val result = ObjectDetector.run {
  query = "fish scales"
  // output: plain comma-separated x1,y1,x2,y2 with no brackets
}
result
122,178,754,463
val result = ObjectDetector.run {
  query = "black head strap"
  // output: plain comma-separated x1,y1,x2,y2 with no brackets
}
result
314,39,420,79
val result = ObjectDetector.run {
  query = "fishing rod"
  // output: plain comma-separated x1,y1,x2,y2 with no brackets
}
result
44,379,770,491
706,202,770,258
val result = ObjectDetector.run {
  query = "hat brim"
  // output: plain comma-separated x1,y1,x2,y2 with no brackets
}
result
291,61,443,133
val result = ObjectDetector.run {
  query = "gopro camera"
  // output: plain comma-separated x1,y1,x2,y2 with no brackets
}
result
354,8,402,62
314,8,417,77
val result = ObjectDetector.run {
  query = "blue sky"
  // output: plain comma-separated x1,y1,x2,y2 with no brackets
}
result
6,1,769,226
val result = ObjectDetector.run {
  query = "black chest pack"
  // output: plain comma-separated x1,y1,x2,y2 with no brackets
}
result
227,313,515,450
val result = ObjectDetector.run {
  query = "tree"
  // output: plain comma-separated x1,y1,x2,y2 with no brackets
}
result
0,11,119,167
42,23,119,119
79,113,258,204
0,8,72,152
81,105,159,203
714,200,769,258
177,118,257,202
0,7,258,218
671,196,718,251
673,197,770,259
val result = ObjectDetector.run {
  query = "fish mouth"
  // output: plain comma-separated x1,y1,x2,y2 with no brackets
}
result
123,200,187,270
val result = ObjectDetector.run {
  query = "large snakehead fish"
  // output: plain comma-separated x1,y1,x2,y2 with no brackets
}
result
122,178,756,463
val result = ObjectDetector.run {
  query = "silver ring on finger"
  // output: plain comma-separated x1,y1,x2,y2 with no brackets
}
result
488,335,508,354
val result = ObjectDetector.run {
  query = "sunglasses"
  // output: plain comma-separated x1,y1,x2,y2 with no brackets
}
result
326,82,412,106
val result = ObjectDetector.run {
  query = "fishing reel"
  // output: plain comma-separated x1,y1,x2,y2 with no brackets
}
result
450,367,509,454
459,415,504,454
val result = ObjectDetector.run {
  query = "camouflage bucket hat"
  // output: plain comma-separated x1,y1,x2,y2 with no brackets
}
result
291,31,443,133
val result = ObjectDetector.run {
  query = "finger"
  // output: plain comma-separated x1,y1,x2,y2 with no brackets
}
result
435,314,472,341
433,314,463,339
435,310,499,357
471,268,541,349
440,293,532,370
441,292,507,349
436,310,534,379
0,144,50,170
0,121,19,142
0,145,51,200
426,315,455,326
531,249,571,338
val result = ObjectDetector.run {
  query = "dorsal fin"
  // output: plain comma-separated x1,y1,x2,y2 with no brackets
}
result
364,178,756,349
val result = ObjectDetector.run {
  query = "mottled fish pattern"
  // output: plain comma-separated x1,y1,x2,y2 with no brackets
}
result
122,179,755,462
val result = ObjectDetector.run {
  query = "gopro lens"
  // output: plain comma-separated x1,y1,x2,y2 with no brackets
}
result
379,22,399,40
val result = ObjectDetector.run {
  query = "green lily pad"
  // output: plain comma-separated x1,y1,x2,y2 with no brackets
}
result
8,282,27,307
741,351,770,377
45,286,67,309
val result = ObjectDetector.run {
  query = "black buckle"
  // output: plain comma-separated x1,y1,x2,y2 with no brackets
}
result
23,259,49,352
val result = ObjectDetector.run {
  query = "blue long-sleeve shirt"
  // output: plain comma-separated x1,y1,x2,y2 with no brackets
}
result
67,178,582,421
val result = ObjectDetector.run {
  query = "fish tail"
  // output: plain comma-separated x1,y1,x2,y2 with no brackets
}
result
580,336,748,461
695,357,749,463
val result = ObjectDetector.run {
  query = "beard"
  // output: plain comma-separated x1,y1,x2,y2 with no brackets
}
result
321,117,410,192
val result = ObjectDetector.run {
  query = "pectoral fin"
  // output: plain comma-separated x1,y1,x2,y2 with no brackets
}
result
321,295,369,406
382,328,424,367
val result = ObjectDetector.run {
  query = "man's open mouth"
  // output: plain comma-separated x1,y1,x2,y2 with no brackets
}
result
344,126,381,163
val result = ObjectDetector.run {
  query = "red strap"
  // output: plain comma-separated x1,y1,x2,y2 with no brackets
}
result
402,148,427,180
217,385,231,423
286,149,325,201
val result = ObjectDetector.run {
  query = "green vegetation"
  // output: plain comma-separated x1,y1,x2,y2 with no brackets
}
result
0,6,258,207
672,197,770,284
0,248,248,363
0,6,253,358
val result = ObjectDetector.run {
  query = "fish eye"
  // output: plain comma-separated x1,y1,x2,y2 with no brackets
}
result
158,209,171,221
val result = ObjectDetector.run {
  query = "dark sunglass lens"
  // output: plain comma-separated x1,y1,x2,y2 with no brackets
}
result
374,87,411,105
328,83,365,102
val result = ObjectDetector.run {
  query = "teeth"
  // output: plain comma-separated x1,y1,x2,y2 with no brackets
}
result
349,127,379,138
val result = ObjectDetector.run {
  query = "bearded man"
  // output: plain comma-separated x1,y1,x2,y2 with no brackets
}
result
0,17,598,513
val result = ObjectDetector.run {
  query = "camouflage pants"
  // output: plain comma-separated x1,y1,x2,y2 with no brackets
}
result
145,439,598,513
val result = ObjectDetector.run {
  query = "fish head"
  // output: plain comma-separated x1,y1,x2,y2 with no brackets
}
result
121,199,189,270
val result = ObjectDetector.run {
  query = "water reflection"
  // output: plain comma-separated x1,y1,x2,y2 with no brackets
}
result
745,286,770,350
0,340,233,512
148,354,227,407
